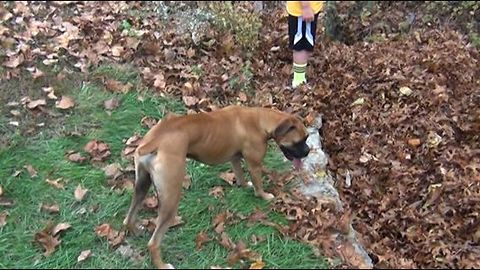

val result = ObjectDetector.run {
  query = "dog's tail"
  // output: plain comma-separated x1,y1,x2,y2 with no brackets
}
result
135,112,180,156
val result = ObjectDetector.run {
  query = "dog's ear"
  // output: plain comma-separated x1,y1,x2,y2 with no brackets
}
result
273,118,295,139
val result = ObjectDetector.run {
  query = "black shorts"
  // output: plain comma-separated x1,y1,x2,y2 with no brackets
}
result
288,13,320,52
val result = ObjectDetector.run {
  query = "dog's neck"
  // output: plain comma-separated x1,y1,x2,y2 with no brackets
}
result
258,108,289,139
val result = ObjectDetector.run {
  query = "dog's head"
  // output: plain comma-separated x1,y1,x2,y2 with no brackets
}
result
272,116,310,161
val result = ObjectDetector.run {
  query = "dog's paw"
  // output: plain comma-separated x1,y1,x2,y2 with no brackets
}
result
162,263,175,269
257,192,274,201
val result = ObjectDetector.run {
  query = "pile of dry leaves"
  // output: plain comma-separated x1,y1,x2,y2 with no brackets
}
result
1,1,479,268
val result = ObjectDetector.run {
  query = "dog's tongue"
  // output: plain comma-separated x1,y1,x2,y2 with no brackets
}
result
292,158,303,170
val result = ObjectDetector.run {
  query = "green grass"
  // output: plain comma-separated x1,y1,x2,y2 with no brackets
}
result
0,64,329,269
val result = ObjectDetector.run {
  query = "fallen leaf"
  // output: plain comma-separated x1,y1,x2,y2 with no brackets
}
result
105,79,132,93
52,223,71,236
209,186,225,199
95,223,112,237
103,163,123,180
238,92,248,102
182,175,191,189
153,74,166,89
399,86,413,96
104,98,120,110
10,109,21,116
67,152,86,163
219,232,234,250
182,96,199,107
24,164,38,178
111,45,124,57
227,241,259,266
140,116,158,129
56,96,75,109
219,172,235,186
0,212,7,228
45,178,65,190
0,198,15,207
3,54,25,68
74,185,88,201
77,249,92,262
27,99,47,110
196,231,210,250
116,244,144,262
351,97,365,106
408,138,421,147
34,223,61,257
41,203,60,214
247,209,267,223
143,196,158,209
84,140,111,162
169,215,184,228
249,260,266,269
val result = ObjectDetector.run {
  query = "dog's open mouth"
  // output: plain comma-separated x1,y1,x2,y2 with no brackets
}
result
280,145,306,170
292,158,303,170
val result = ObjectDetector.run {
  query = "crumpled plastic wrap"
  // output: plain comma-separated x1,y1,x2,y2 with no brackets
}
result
295,116,373,269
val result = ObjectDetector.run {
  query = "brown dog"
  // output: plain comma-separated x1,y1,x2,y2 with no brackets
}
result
123,105,310,269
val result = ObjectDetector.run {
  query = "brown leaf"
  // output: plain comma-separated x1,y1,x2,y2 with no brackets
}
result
34,223,61,257
247,209,267,223
77,249,92,262
95,223,112,238
84,140,111,162
408,138,421,147
0,198,15,207
143,196,158,209
45,178,65,190
74,185,88,201
182,96,199,107
249,260,266,269
55,96,75,110
209,186,225,199
153,74,166,89
104,98,120,110
182,175,191,189
24,164,38,178
140,116,158,129
3,54,25,68
103,163,123,180
52,223,71,236
27,99,46,110
67,152,86,163
227,241,259,266
111,45,124,57
196,231,210,251
41,203,60,214
219,172,235,186
0,212,7,228
169,215,184,228
238,92,248,102
219,232,234,250
105,79,132,93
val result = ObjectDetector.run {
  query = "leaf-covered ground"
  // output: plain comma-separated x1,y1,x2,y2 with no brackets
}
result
1,1,479,269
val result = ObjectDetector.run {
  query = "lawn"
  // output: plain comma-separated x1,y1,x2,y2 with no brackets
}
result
0,64,329,269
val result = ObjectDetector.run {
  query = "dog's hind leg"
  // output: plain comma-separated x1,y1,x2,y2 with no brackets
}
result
148,157,185,269
123,155,153,235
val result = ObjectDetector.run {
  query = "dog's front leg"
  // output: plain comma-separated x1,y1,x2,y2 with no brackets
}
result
243,146,274,201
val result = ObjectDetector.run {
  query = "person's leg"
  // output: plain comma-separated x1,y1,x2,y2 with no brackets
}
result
288,13,319,89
